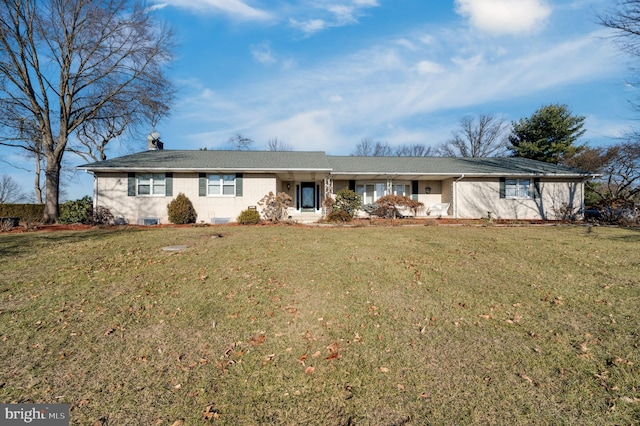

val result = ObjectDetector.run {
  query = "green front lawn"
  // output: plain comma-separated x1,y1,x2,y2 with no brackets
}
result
1,225,638,425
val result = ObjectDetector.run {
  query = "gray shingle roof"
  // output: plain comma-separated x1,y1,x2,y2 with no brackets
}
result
79,150,332,171
328,156,588,176
78,150,590,177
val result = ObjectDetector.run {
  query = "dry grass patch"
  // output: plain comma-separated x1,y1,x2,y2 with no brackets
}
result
0,225,639,425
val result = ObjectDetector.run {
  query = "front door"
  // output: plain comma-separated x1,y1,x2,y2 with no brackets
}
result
301,182,315,211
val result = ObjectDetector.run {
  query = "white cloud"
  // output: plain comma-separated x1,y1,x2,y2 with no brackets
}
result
251,42,276,65
259,111,343,151
289,0,380,35
416,60,445,74
353,0,378,6
451,54,484,69
455,0,551,35
395,38,417,51
290,18,327,34
154,0,272,20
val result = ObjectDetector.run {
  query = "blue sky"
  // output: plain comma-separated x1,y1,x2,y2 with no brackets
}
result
1,0,636,200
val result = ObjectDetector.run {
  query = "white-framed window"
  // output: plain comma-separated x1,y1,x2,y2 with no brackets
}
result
356,182,410,204
505,179,532,199
356,184,384,204
137,173,165,196
208,174,236,196
393,184,411,196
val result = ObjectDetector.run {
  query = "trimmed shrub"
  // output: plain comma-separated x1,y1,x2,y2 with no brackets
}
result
334,188,362,217
59,196,93,224
237,208,261,225
93,206,114,225
167,193,197,224
327,210,352,223
0,203,45,220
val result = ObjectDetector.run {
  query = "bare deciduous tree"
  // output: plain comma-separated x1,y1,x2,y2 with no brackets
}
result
395,144,433,157
438,114,509,157
597,141,640,201
267,138,292,151
228,133,254,150
352,138,393,156
0,174,25,203
0,0,174,222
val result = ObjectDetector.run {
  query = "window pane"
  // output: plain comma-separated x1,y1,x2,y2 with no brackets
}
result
152,174,165,195
375,183,386,199
208,174,221,195
518,179,531,198
137,174,150,195
394,184,404,196
365,185,374,204
222,175,235,195
505,179,517,198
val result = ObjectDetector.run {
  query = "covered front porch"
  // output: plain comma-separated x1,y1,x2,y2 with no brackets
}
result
274,172,454,222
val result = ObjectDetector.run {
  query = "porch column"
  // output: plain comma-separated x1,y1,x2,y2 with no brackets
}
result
386,178,393,194
322,175,333,218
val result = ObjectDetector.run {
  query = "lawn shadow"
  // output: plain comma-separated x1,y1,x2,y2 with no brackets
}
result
0,227,149,259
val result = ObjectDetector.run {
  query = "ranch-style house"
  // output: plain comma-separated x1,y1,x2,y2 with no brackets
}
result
78,141,592,225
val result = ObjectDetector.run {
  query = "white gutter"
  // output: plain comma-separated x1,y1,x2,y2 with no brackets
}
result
453,174,465,219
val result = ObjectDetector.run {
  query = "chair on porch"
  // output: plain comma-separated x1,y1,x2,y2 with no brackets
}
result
427,203,450,217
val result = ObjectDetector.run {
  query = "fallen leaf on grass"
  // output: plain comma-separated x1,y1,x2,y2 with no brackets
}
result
520,374,534,385
202,405,220,420
326,342,340,360
305,366,315,374
311,351,321,358
505,313,522,324
326,352,340,361
248,334,265,346
379,367,390,373
263,354,275,364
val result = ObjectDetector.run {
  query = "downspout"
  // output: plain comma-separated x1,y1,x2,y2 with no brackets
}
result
453,174,465,219
87,170,97,213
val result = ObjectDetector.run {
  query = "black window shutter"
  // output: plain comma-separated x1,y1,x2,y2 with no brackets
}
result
165,173,173,196
499,178,506,199
412,181,419,201
349,180,356,191
128,173,135,196
236,173,243,196
316,184,320,209
199,173,206,196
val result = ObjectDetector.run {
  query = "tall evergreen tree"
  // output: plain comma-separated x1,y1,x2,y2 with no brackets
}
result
508,104,585,164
